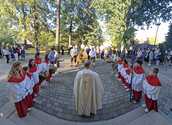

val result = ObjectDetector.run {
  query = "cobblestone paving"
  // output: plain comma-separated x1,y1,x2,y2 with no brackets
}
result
0,84,9,108
156,66,172,119
34,61,139,122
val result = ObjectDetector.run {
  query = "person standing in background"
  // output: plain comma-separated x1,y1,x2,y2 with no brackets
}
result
3,47,10,64
61,45,65,55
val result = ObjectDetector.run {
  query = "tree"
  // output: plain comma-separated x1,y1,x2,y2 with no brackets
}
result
128,0,172,26
165,24,172,48
0,0,103,48
56,0,61,47
93,0,135,48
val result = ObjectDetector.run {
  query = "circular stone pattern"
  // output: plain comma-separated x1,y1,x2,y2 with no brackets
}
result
34,61,138,122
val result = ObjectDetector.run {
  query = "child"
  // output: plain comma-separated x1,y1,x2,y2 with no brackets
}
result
116,57,123,81
143,68,161,112
39,54,51,85
7,62,28,118
34,53,42,70
132,60,144,103
121,59,131,91
24,67,35,109
28,59,40,98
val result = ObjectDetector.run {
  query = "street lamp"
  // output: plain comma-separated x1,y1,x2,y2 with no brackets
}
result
154,23,161,46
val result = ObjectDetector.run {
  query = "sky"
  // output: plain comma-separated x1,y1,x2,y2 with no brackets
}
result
99,20,170,46
135,22,170,43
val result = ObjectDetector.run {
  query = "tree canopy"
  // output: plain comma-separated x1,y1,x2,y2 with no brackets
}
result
128,0,172,26
0,0,103,47
165,24,172,48
0,0,172,48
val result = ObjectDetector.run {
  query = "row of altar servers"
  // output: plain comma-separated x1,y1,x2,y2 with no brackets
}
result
7,55,54,118
116,57,161,112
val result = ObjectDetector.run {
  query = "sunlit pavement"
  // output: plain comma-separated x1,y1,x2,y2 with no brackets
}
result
0,57,172,125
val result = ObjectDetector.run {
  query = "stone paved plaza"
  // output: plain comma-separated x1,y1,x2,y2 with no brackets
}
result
34,61,139,122
0,58,172,124
154,65,172,118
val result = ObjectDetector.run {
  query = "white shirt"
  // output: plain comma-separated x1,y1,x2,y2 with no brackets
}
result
89,50,96,58
3,49,10,55
70,48,78,57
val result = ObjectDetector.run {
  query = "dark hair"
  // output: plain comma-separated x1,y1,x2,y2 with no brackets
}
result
124,59,128,64
35,53,40,58
136,59,143,65
153,68,159,75
84,61,91,68
23,66,28,72
28,59,34,68
45,53,49,61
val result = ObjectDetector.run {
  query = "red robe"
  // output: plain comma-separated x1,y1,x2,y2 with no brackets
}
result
25,73,33,108
8,74,27,118
28,66,40,97
34,56,42,65
123,64,131,88
132,65,144,102
144,75,161,112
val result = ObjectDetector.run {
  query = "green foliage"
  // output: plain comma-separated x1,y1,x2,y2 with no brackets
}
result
165,24,172,48
93,0,135,48
0,0,103,48
128,0,172,26
1,0,170,49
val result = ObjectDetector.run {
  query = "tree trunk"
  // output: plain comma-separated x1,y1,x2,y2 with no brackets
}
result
33,0,39,47
68,34,72,47
68,20,72,47
21,2,27,45
56,0,61,48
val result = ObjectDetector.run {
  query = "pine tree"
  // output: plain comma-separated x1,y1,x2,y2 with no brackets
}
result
165,24,172,48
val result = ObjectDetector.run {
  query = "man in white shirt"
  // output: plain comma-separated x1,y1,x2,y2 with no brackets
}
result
89,48,96,64
70,46,78,66
3,47,10,63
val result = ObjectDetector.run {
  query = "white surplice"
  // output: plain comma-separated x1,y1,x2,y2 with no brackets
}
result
74,69,104,116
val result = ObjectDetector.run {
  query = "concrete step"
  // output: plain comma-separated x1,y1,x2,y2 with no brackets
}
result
128,111,172,125
75,107,146,125
8,108,76,125
6,106,171,125
6,107,145,125
0,102,15,119
0,119,16,125
94,107,146,125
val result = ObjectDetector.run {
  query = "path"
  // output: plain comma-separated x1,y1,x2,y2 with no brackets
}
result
0,57,172,124
34,61,138,122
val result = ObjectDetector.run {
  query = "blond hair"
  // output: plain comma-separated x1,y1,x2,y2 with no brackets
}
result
8,62,22,79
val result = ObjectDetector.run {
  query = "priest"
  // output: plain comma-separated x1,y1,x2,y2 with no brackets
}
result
73,61,104,117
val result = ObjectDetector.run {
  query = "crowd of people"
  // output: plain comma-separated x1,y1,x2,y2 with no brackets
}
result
0,45,25,63
71,44,163,116
72,46,162,116
69,44,172,69
4,43,170,118
134,47,172,66
69,45,114,67
6,48,58,118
